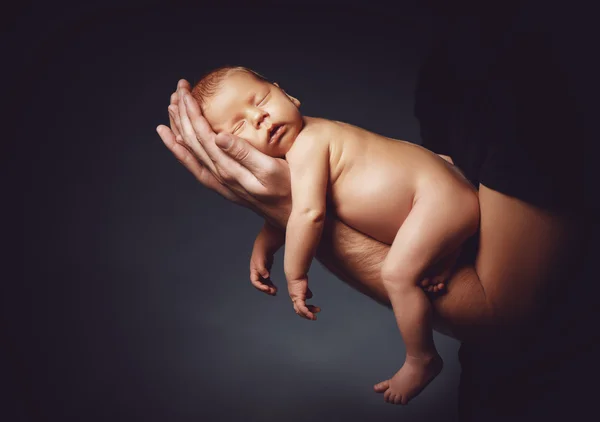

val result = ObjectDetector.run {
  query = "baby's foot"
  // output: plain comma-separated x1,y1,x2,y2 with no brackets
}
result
373,354,443,405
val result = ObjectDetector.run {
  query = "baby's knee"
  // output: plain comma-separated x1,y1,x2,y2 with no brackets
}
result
381,261,418,291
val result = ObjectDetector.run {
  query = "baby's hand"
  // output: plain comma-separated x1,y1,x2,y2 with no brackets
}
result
287,277,321,321
250,252,277,296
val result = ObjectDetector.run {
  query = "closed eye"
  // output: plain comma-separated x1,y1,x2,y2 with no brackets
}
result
233,121,245,134
257,92,270,106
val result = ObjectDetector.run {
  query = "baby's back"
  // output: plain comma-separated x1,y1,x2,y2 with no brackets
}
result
303,117,474,245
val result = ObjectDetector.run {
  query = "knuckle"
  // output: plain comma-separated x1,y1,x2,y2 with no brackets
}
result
231,145,250,163
262,160,278,175
218,170,233,184
181,154,195,166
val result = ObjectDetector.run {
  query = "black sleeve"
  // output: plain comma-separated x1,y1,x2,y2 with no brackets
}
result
478,1,587,215
413,41,455,156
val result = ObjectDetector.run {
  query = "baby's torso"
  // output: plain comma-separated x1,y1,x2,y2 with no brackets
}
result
299,117,474,244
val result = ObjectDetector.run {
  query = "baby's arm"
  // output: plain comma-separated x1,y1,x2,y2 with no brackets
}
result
250,220,285,296
284,136,330,320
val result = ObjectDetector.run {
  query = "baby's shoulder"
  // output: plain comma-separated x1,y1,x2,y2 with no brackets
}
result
295,118,335,146
300,117,337,138
287,120,333,163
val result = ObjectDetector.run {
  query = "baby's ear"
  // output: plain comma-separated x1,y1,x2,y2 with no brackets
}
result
288,94,301,108
274,82,300,107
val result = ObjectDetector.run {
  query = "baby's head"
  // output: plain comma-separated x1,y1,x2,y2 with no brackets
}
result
192,66,303,157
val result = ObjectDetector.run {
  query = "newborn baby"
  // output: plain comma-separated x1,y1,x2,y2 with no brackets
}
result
191,66,480,405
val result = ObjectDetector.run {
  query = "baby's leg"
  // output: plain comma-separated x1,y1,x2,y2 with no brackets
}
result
378,187,479,405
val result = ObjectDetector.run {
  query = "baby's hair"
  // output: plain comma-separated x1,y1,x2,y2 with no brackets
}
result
191,66,270,112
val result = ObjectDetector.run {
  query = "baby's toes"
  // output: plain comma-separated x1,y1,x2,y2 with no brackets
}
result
393,393,403,405
373,380,389,393
432,276,446,287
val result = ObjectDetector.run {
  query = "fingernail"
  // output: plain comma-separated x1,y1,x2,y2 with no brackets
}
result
215,136,232,149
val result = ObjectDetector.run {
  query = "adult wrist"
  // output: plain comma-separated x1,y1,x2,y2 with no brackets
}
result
261,201,292,230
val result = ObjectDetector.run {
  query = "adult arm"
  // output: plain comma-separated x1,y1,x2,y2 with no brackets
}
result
158,82,580,345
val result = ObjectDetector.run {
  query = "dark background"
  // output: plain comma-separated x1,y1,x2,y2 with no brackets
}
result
9,1,597,421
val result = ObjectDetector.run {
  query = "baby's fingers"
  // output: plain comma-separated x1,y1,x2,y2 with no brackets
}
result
250,270,277,295
307,305,321,314
293,300,318,321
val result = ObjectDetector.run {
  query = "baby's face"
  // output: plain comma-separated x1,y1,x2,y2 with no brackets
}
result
203,71,303,157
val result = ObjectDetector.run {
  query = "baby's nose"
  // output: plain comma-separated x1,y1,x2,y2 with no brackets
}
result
252,110,268,127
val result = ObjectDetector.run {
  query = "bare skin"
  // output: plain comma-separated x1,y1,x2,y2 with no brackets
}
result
157,79,581,406
187,71,481,403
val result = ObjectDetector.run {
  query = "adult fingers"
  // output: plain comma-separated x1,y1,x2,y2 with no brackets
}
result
157,125,241,203
169,80,191,139
171,79,190,108
177,79,191,90
176,93,220,175
168,105,182,140
181,91,264,191
181,91,275,198
179,90,215,144
214,130,279,179
212,133,271,194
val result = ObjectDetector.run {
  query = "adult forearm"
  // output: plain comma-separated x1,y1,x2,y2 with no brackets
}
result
315,216,392,308
313,216,496,343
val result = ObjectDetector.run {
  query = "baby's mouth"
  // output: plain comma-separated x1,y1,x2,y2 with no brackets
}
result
269,125,282,143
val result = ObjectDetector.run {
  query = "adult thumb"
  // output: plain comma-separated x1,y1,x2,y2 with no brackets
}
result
215,132,273,174
215,133,233,150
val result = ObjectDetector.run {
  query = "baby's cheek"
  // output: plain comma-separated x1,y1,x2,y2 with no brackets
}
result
244,136,262,152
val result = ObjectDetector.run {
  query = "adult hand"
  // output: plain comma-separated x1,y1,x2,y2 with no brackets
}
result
157,80,292,228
